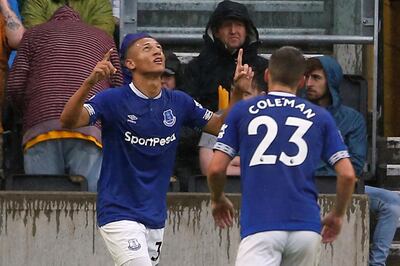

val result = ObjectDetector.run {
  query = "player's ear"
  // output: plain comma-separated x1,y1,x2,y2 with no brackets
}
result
125,58,136,71
297,75,306,88
264,68,269,83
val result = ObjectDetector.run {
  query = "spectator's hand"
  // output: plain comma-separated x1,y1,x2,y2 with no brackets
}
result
321,211,344,243
211,194,234,229
232,48,254,100
86,49,117,86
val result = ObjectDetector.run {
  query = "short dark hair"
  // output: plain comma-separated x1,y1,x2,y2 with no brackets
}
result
269,46,305,88
305,57,324,76
252,68,267,92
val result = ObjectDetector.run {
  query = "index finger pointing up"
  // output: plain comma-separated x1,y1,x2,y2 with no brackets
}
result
237,48,243,67
102,48,113,62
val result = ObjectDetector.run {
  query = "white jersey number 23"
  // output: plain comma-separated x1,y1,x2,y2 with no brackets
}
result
248,116,313,167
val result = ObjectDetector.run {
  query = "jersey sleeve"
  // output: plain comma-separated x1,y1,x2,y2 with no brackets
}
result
213,104,241,158
83,90,109,125
321,112,350,166
198,132,217,149
181,92,214,129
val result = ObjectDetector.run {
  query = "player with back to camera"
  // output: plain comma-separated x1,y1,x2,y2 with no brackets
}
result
207,46,356,266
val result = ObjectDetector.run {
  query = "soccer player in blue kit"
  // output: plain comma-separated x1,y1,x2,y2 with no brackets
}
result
60,33,252,266
207,46,357,266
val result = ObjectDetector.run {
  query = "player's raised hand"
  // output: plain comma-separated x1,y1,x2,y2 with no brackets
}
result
211,194,234,229
321,211,343,243
86,48,117,85
232,48,254,101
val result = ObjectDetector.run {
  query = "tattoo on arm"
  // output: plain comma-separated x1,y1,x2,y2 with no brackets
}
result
5,13,21,31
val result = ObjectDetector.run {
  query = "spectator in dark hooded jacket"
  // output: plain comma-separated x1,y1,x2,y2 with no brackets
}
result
305,56,400,266
183,0,268,112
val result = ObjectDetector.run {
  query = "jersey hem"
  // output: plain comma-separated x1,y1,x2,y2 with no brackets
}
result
98,216,166,229
241,223,321,239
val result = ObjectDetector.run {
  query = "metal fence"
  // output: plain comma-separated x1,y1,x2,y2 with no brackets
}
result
120,0,375,45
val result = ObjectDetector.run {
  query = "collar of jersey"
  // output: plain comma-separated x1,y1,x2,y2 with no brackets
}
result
268,91,296,97
129,82,162,99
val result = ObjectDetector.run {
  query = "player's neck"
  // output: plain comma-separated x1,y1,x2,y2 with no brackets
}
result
132,75,162,98
268,83,297,95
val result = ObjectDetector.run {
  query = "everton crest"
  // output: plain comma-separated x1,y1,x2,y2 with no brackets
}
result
128,238,141,251
163,109,176,127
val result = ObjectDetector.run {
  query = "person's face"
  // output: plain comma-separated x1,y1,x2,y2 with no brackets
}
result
161,74,176,90
305,69,329,103
214,19,247,52
125,38,165,75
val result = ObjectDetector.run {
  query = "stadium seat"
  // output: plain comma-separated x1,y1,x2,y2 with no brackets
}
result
340,74,368,122
188,175,241,193
3,103,24,182
169,175,180,192
315,175,365,194
5,174,88,191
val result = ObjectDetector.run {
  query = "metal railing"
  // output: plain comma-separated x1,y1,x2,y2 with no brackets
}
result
120,0,375,46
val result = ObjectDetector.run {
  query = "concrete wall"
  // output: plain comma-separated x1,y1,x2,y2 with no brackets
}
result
0,192,369,266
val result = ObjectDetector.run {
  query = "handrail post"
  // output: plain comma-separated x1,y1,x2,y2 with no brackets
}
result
371,0,380,176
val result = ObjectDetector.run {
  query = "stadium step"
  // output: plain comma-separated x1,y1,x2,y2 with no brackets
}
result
388,191,400,265
388,241,400,265
390,241,400,254
377,137,400,189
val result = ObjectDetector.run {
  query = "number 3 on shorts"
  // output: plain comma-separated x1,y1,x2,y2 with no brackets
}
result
151,241,162,262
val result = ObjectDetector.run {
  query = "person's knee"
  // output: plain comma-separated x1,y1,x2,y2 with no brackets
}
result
388,203,400,219
380,191,400,218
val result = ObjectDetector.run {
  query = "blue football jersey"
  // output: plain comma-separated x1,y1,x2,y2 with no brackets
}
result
215,91,349,238
84,83,213,228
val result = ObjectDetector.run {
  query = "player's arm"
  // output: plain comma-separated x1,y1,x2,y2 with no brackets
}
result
321,157,356,243
199,146,214,176
200,146,241,176
203,49,253,135
207,150,234,228
227,156,241,176
60,49,116,129
203,113,225,136
333,158,356,216
208,150,231,200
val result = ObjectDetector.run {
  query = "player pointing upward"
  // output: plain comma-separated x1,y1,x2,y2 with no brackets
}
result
207,46,356,266
60,33,251,266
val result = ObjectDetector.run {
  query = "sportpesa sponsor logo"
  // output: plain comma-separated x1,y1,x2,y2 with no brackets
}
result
124,131,176,146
